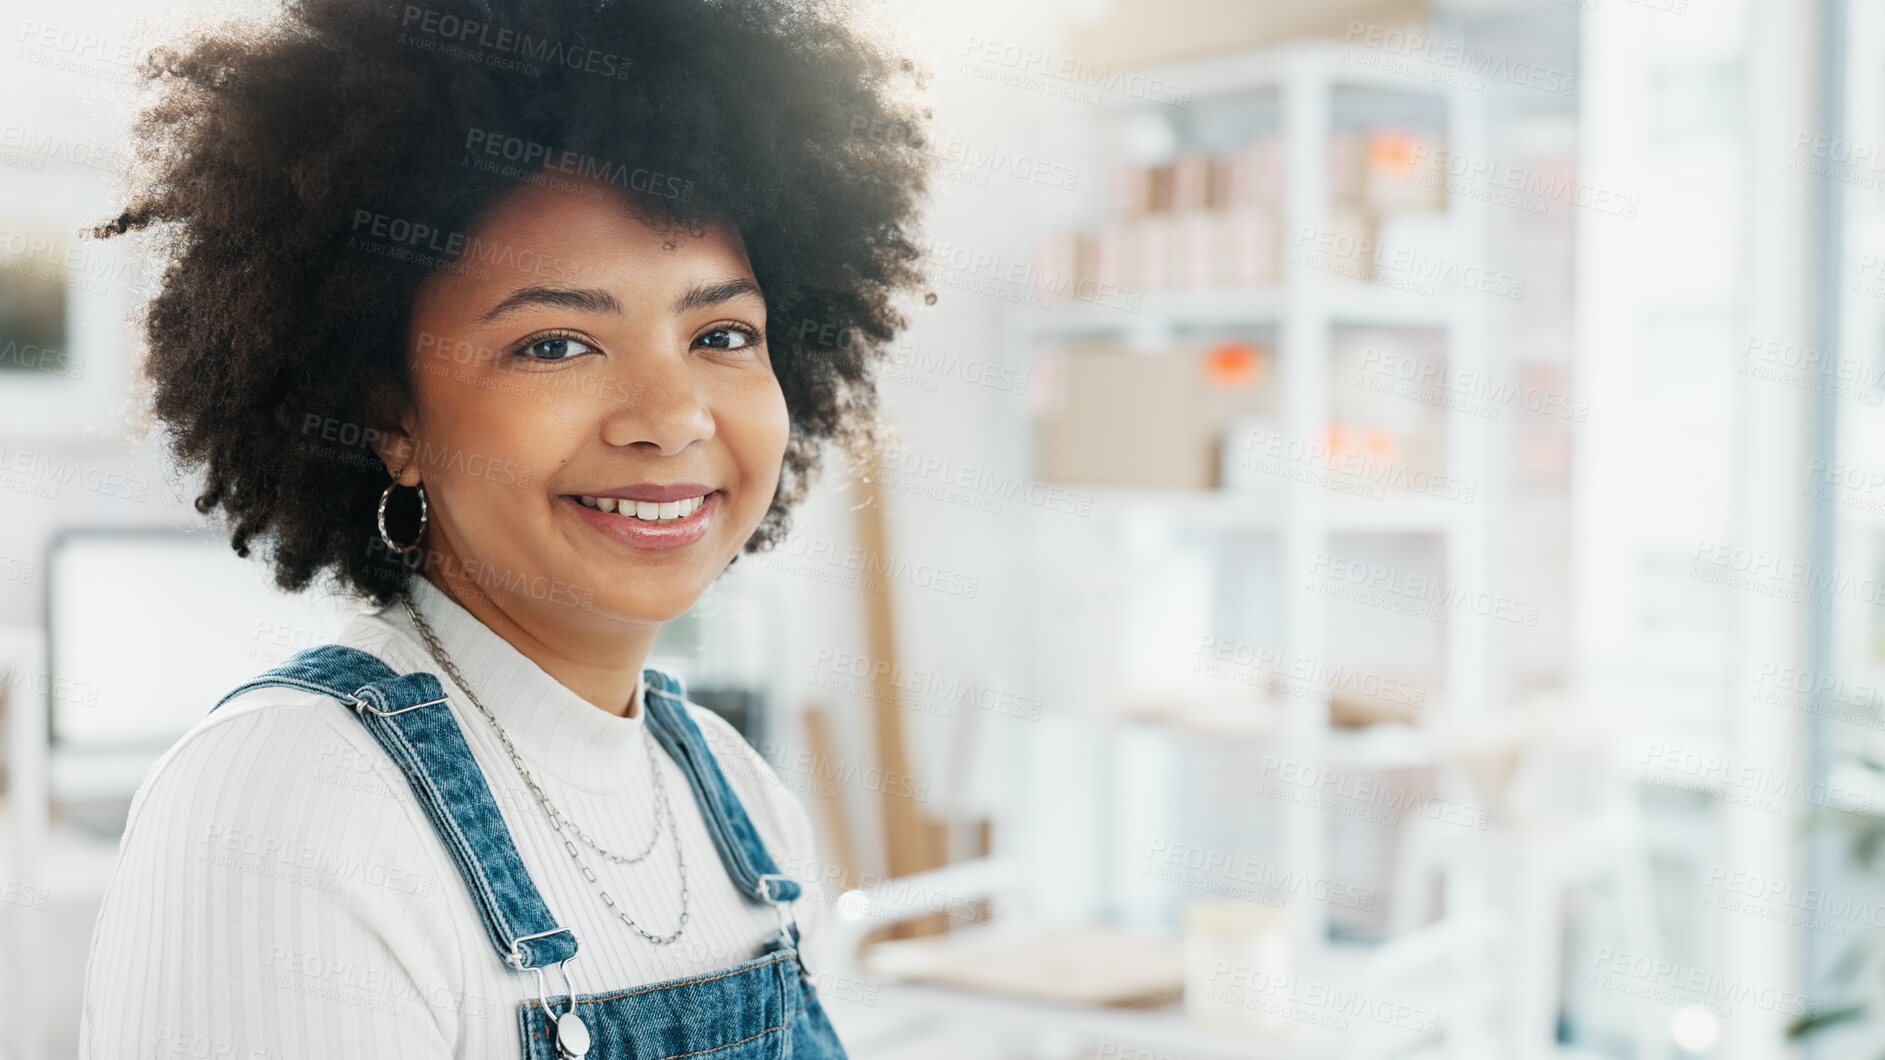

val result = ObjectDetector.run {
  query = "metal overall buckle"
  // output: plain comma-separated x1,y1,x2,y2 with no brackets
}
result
343,684,450,717
509,928,589,1058
756,874,806,973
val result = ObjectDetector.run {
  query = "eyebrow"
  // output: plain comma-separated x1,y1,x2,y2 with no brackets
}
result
476,278,764,326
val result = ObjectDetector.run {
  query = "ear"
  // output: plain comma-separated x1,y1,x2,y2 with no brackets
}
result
366,379,420,485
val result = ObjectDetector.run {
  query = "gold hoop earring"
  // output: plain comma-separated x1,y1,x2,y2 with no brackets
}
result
378,471,428,555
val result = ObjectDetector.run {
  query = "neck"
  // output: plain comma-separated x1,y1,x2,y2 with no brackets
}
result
416,569,655,719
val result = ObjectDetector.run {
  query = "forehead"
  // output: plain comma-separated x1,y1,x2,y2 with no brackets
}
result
446,177,753,295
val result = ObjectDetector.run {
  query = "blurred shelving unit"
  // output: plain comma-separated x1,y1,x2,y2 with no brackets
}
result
1013,38,1494,955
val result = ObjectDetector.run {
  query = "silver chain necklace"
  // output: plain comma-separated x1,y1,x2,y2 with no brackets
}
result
400,594,690,946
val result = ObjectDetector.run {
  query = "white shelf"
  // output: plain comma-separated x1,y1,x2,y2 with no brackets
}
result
1039,483,1467,535
1021,284,1456,339
1012,37,1498,966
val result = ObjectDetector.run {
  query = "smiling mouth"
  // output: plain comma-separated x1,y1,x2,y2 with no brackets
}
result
568,491,716,525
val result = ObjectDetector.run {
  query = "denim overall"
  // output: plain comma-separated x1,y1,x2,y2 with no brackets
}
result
212,643,849,1060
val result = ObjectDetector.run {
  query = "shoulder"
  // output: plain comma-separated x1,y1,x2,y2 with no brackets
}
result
81,664,462,1051
105,623,462,920
126,627,421,839
119,678,448,901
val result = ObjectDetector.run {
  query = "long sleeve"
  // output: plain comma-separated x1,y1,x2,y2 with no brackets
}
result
78,697,462,1058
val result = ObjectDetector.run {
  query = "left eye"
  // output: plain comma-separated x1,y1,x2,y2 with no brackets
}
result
697,326,758,351
519,336,595,361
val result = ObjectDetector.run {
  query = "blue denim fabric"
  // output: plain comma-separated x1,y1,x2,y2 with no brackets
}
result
214,643,849,1059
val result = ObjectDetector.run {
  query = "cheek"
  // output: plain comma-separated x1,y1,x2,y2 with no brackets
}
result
736,376,791,473
422,369,563,505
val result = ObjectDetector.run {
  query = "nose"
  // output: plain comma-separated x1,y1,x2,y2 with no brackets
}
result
597,342,715,456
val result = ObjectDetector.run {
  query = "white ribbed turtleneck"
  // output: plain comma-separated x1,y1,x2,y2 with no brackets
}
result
77,577,828,1058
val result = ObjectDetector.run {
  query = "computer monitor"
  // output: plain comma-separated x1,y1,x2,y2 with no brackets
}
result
46,527,362,751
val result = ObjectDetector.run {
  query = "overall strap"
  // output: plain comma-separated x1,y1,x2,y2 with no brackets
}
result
640,668,803,905
211,644,580,971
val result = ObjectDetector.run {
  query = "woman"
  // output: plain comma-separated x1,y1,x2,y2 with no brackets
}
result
77,0,932,1055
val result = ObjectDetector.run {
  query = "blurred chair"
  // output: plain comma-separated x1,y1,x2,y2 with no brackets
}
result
1389,696,1670,1060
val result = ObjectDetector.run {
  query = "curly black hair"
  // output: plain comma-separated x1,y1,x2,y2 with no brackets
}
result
92,0,935,606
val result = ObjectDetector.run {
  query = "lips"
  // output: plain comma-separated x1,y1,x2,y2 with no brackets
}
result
561,490,719,552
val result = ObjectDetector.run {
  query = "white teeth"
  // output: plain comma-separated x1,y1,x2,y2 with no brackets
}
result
576,493,708,524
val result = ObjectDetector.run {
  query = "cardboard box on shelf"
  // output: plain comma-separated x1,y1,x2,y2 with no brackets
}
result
1035,338,1276,489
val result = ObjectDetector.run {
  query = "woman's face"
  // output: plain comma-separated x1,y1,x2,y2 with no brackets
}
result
384,177,787,630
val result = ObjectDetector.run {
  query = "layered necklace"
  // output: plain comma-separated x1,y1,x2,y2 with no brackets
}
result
400,594,690,946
